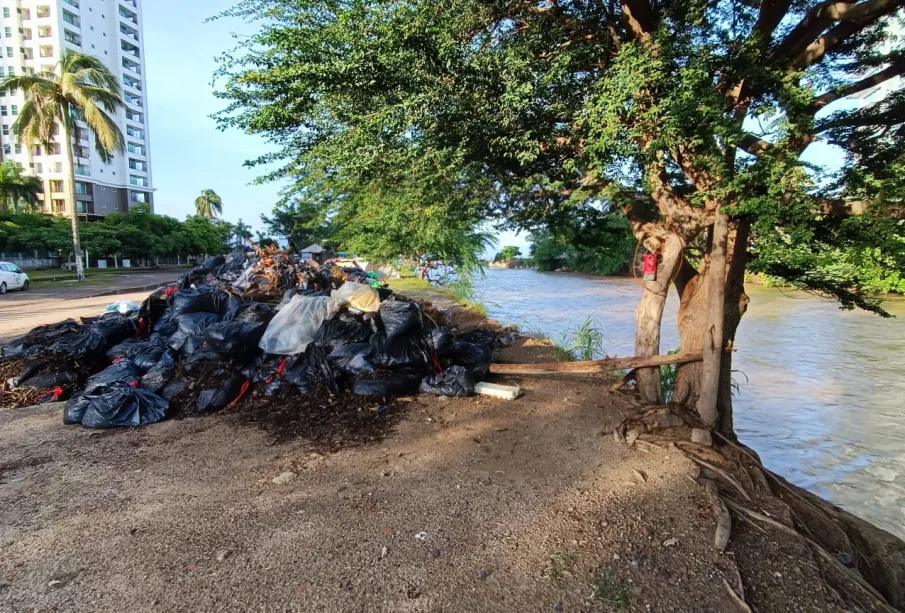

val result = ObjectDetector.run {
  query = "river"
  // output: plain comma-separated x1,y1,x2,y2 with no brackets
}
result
472,268,905,539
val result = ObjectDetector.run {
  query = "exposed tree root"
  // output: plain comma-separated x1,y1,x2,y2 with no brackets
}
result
613,405,905,612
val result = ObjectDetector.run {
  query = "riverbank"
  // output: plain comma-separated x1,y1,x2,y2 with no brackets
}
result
2,282,903,611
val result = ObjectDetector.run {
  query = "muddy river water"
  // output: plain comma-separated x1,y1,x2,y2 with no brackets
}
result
472,268,905,538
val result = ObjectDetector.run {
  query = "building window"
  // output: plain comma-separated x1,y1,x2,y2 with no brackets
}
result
0,106,6,116
74,181,88,195
50,180,64,192
63,0,79,8
47,142,60,154
128,159,146,171
39,45,53,57
20,8,30,20
1,125,7,136
127,142,145,155
63,11,80,27
74,164,89,176
130,191,147,203
126,110,143,123
13,143,20,154
1,8,8,18
20,28,32,41
10,104,17,115
63,30,80,45
129,175,147,187
37,6,51,19
126,126,144,139
125,93,142,107
39,26,53,38
22,48,33,60
123,75,141,91
6,67,13,77
1,144,9,155
76,201,88,213
34,162,43,174
53,199,65,213
53,162,62,173
5,47,12,58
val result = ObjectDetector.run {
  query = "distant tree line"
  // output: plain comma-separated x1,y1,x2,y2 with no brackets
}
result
0,205,233,263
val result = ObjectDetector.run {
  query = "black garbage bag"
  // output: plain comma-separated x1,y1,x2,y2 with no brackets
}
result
140,362,175,394
314,319,371,351
88,313,138,346
106,337,168,372
426,327,454,356
82,359,141,396
17,368,79,390
224,301,275,324
49,331,106,356
195,376,246,413
305,345,339,394
1,342,28,359
379,300,422,339
80,387,169,429
204,321,267,358
449,342,493,380
327,343,375,375
152,310,179,337
63,395,91,425
418,365,474,397
138,288,171,331
369,333,429,369
243,354,293,383
171,286,226,317
191,254,226,276
351,367,424,396
176,312,220,337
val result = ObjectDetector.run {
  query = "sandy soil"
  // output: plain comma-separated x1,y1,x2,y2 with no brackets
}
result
0,336,859,613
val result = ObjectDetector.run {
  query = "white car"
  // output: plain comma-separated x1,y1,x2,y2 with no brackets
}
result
0,262,30,294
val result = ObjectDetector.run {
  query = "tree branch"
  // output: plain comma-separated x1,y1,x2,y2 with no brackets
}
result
620,0,656,41
785,0,905,70
810,56,905,109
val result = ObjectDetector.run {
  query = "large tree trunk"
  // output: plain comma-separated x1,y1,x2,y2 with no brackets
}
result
672,218,750,436
697,209,729,426
62,121,85,282
634,232,684,403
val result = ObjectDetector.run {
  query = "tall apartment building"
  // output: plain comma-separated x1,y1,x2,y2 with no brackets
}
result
0,0,153,217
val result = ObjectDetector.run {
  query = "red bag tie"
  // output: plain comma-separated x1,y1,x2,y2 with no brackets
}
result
229,381,251,407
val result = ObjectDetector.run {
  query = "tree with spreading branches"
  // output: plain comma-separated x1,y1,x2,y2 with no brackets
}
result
2,50,126,281
214,0,905,436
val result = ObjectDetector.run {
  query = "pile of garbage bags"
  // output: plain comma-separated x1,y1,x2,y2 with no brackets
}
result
0,252,493,430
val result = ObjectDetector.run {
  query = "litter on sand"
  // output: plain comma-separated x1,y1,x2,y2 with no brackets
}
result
0,246,508,441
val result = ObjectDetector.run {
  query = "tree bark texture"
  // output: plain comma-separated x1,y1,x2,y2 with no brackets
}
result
671,218,750,436
696,209,729,426
63,121,85,282
634,233,684,404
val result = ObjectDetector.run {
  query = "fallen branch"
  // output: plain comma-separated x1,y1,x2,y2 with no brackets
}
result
490,351,702,375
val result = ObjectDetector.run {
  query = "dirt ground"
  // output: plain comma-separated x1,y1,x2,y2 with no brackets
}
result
0,335,875,613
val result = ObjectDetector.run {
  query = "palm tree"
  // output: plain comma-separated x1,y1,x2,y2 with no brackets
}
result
0,161,43,213
195,189,223,219
234,218,252,248
1,51,125,281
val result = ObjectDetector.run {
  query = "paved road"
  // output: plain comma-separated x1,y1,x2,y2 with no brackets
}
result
0,271,177,343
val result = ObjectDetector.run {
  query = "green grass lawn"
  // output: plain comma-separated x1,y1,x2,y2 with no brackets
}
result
26,265,192,283
387,277,488,317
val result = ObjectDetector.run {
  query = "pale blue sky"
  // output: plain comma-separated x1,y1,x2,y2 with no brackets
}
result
144,0,280,234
